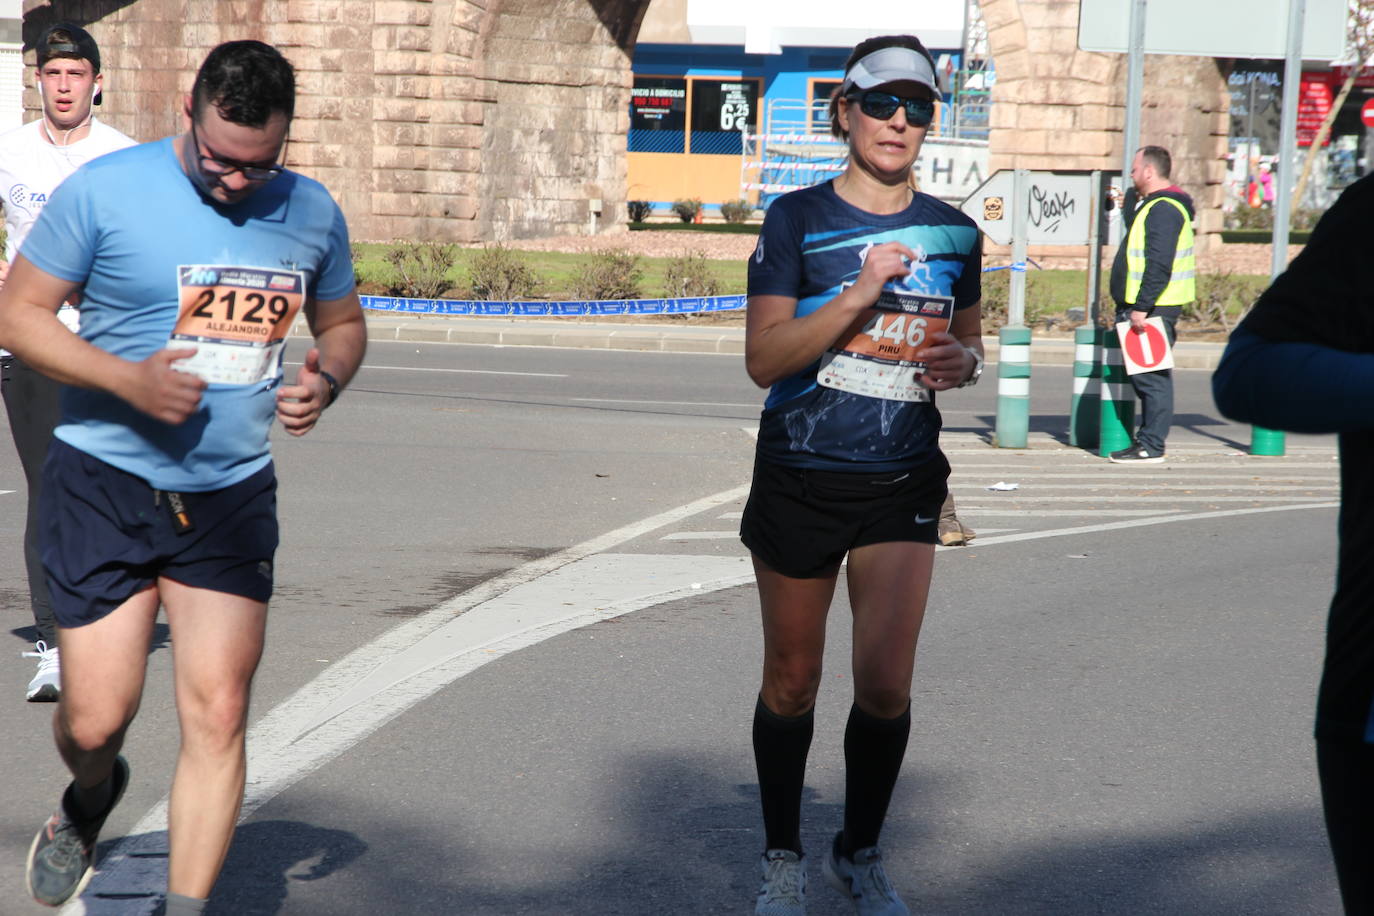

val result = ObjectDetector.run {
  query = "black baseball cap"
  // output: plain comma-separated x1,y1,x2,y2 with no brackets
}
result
36,23,101,105
38,23,101,74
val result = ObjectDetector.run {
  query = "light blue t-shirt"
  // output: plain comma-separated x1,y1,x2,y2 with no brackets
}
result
21,138,355,491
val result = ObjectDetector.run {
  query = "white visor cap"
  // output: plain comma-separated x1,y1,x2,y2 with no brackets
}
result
840,46,938,97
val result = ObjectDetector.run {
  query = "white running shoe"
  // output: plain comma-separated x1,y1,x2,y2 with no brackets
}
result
756,848,807,915
823,833,909,915
22,641,60,702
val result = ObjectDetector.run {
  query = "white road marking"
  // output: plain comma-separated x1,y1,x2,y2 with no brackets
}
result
73,486,750,914
955,483,1337,492
571,397,759,408
953,494,1333,502
959,508,1175,517
952,472,1336,481
66,489,1339,914
285,358,566,378
662,531,741,540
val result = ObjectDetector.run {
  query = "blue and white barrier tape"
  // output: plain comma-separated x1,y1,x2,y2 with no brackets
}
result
361,294,747,316
982,263,1028,273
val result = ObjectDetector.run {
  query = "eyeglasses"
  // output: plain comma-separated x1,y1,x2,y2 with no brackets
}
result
190,120,287,182
847,90,935,127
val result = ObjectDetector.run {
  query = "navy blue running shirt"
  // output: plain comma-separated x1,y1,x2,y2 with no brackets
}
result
747,180,981,471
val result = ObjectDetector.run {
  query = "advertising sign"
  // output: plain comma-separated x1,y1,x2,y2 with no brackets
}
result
629,77,687,133
1078,0,1344,60
960,170,1094,246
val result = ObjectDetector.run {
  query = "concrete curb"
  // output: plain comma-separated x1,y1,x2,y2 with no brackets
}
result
289,314,1226,370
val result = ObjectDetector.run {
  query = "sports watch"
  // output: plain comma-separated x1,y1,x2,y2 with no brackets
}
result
957,346,984,388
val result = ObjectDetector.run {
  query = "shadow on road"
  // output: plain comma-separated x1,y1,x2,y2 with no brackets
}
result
167,752,1338,915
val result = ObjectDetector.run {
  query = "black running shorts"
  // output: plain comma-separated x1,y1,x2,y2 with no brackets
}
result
740,453,949,579
40,439,279,628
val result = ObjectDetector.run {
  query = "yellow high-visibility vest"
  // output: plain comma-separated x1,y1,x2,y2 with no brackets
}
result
1125,196,1195,305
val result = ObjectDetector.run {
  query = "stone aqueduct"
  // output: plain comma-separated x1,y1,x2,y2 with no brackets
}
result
24,0,1230,248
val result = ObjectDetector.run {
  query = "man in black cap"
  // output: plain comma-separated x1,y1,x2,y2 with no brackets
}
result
0,22,134,702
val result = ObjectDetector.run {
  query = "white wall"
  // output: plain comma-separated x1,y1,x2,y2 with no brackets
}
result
0,0,22,130
687,0,967,52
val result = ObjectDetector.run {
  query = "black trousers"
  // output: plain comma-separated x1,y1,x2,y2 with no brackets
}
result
1116,307,1177,455
2,355,61,643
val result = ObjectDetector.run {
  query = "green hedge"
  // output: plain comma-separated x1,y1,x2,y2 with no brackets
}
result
1220,229,1311,244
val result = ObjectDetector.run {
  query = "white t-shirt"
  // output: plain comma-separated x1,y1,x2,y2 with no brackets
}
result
0,117,137,262
0,117,135,350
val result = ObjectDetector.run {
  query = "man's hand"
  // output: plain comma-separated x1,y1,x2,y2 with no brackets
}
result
917,331,975,391
118,348,206,424
276,347,331,437
1130,309,1149,332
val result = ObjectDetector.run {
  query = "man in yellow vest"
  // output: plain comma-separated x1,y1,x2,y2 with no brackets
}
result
1107,145,1195,463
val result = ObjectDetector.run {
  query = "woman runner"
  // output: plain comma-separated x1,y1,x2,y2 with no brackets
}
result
740,33,984,916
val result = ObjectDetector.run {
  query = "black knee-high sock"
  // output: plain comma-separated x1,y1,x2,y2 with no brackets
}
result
841,701,911,857
1317,738,1374,914
753,695,814,854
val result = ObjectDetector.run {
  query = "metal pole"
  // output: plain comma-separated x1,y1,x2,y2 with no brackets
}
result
1121,0,1146,197
1072,169,1105,449
1251,0,1305,458
1008,168,1027,327
1248,75,1257,160
995,168,1031,448
1086,170,1103,324
1273,0,1304,275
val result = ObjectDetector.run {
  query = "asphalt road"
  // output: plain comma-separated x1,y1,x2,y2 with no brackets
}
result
0,339,1345,914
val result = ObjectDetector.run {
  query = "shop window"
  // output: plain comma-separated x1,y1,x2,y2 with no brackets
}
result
810,79,842,134
689,78,760,155
629,75,759,155
629,76,686,153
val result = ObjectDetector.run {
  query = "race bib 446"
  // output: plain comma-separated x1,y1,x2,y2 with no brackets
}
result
169,265,306,385
818,287,954,402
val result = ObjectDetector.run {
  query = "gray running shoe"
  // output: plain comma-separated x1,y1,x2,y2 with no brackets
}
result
26,756,130,906
756,848,807,915
22,640,60,702
822,832,909,915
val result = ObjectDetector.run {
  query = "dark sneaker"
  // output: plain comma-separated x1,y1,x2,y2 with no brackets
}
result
756,848,807,915
26,756,130,907
1109,445,1165,465
823,832,909,915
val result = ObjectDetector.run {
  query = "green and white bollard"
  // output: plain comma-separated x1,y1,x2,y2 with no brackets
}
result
994,325,1031,448
1251,426,1286,456
1070,325,1101,450
1098,326,1134,457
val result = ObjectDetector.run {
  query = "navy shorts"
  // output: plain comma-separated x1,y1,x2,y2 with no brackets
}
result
740,453,950,579
40,439,279,628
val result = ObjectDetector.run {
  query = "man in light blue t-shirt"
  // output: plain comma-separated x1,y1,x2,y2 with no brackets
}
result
0,41,365,915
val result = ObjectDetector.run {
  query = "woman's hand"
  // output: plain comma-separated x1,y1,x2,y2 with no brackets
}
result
850,241,918,304
916,331,975,391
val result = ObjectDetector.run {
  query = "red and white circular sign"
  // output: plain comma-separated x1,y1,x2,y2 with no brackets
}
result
1362,99,1374,128
1123,322,1170,371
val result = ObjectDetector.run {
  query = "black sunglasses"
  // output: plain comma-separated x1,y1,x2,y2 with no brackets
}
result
190,120,287,182
848,90,935,127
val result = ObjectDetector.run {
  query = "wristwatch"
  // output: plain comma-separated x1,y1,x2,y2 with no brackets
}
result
957,346,984,388
318,369,340,407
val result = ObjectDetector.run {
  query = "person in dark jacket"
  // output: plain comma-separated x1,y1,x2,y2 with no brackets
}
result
1107,145,1196,464
1213,171,1374,915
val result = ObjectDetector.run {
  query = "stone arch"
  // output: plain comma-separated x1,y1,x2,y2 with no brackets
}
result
473,0,650,240
976,0,1231,251
24,0,652,242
